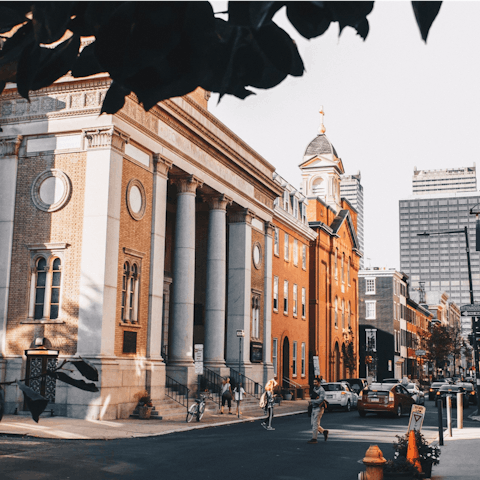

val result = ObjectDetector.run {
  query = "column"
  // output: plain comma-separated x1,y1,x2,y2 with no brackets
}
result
263,221,274,384
0,136,22,357
203,194,232,368
146,154,172,360
226,208,254,367
169,175,203,367
77,127,128,356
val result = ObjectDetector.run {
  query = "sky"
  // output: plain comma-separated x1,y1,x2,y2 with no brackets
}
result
209,1,480,270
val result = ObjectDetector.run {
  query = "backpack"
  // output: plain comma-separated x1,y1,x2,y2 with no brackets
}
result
259,392,267,409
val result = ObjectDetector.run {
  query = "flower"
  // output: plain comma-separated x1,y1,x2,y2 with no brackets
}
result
384,457,423,478
393,431,441,466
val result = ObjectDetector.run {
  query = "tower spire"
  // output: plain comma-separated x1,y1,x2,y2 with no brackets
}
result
318,105,326,134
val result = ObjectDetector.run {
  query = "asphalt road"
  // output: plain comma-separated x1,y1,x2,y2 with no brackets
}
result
0,400,470,480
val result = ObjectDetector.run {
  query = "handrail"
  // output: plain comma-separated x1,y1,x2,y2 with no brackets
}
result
283,377,304,389
282,377,310,400
201,367,223,408
230,368,262,399
165,375,190,409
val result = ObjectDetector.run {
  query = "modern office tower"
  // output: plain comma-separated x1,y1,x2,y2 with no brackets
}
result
399,191,480,335
341,172,364,268
412,165,476,195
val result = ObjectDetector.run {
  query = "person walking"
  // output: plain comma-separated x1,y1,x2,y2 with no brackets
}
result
261,379,277,431
220,377,233,414
233,382,246,416
307,378,329,444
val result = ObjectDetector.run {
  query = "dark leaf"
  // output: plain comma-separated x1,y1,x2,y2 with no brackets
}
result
17,380,49,423
31,2,76,44
70,359,99,382
0,21,34,82
31,34,81,91
412,1,442,42
71,42,105,78
286,2,332,39
328,2,374,39
69,1,124,37
0,80,5,96
228,1,285,29
0,4,30,34
56,371,99,392
0,386,4,422
101,81,130,114
16,41,39,100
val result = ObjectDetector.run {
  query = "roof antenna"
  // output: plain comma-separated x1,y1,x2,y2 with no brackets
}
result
318,105,326,135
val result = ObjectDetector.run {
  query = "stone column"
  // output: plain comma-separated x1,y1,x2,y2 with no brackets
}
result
203,194,232,369
226,208,254,368
77,127,128,357
146,154,172,361
263,221,274,384
168,175,203,376
0,136,22,358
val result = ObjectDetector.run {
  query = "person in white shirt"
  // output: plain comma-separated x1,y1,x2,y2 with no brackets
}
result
233,382,246,416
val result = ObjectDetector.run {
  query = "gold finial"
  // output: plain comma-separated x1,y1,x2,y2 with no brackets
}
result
319,105,326,134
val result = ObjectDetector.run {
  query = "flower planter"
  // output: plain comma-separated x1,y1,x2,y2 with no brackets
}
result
284,393,292,401
421,461,433,479
138,405,152,419
383,473,416,480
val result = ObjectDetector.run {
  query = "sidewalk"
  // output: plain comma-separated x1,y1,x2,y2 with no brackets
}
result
0,400,310,440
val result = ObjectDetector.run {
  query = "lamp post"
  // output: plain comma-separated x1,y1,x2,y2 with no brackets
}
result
418,227,480,405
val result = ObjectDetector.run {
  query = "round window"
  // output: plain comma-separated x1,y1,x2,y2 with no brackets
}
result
253,243,262,269
126,179,146,220
31,169,72,212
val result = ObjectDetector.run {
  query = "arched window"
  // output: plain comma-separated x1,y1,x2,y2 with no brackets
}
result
334,249,338,279
346,301,350,330
252,295,260,338
349,301,353,327
50,258,61,320
341,253,345,283
341,299,345,330
122,261,140,323
121,262,129,321
348,257,351,285
34,257,47,320
334,297,338,328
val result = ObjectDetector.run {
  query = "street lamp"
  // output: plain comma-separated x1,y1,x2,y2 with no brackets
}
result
417,227,480,404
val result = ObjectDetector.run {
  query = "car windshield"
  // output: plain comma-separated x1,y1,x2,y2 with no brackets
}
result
432,383,447,388
406,383,417,390
439,386,460,392
323,384,342,391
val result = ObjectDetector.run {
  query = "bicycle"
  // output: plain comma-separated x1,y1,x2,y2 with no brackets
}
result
186,392,212,423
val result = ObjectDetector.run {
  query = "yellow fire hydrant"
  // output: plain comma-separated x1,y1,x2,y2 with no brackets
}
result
358,445,387,480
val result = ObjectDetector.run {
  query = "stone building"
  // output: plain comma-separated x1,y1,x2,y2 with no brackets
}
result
0,73,282,419
271,173,316,392
299,112,362,381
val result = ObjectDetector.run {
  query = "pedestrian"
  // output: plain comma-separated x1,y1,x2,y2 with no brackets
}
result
233,382,246,416
220,377,233,414
261,379,277,431
307,378,329,444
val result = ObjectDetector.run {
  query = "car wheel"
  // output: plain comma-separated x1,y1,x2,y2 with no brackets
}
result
358,409,366,417
345,400,351,412
396,405,402,417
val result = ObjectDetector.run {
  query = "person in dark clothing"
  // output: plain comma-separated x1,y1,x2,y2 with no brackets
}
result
307,378,329,444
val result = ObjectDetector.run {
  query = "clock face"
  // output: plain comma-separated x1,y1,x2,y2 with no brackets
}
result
253,244,262,268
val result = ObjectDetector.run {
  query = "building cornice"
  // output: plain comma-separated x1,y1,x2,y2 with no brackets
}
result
273,205,317,241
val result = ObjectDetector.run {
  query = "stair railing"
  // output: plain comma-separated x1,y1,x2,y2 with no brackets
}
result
165,375,190,409
201,367,223,408
229,368,262,399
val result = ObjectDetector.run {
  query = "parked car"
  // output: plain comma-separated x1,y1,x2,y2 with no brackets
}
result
322,382,358,411
357,382,415,417
455,382,477,405
405,383,425,405
428,382,448,401
435,385,469,408
382,378,401,383
338,378,368,394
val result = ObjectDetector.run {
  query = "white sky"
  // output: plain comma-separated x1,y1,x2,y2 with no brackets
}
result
209,1,480,270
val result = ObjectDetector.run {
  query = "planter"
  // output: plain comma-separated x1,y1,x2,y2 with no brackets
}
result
383,474,415,480
138,405,152,419
283,393,292,401
421,461,433,479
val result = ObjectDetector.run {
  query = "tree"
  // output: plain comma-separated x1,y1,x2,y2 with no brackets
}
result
0,1,442,120
449,324,464,376
421,324,452,378
0,358,98,423
342,327,357,375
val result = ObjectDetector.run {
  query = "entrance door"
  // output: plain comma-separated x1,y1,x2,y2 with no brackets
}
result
282,337,290,385
24,355,58,408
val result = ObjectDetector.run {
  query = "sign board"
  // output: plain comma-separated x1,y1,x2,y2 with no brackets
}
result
236,329,245,337
313,356,320,376
415,350,426,356
194,344,203,375
460,305,480,316
408,404,426,433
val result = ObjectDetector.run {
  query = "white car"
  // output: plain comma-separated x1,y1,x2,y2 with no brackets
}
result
322,382,358,411
405,383,425,405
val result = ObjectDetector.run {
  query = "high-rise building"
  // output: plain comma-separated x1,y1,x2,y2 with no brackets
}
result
399,190,480,335
341,172,364,268
412,165,476,195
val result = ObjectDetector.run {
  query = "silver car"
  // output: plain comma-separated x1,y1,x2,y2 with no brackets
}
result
322,382,358,411
405,383,425,405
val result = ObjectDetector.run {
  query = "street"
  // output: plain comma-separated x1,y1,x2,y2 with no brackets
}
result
1,400,469,480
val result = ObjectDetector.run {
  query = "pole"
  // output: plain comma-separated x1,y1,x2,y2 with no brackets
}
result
446,395,452,437
437,399,444,446
238,336,241,418
457,392,464,429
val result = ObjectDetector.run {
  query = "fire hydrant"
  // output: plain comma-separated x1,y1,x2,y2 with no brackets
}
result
358,445,386,480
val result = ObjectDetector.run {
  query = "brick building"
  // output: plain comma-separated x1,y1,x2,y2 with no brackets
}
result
271,173,317,393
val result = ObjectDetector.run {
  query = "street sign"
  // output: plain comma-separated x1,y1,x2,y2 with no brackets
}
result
313,356,320,376
194,344,203,375
408,405,426,433
236,329,245,337
415,350,426,356
460,305,480,316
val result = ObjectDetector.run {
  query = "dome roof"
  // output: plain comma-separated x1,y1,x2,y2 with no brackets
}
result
304,134,338,160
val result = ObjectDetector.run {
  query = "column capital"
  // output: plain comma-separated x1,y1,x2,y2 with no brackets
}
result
153,153,173,177
170,174,203,194
83,126,129,153
202,193,233,211
229,208,255,225
0,135,23,157
264,221,275,237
